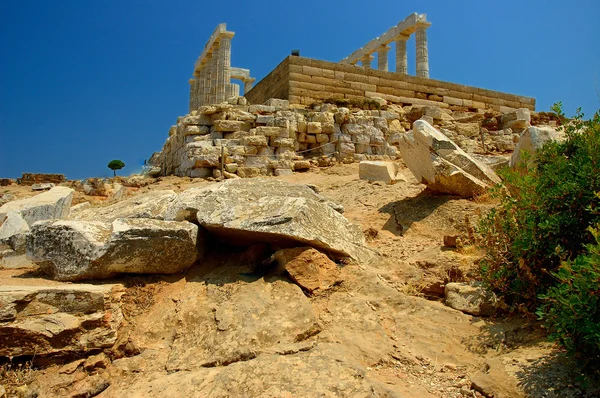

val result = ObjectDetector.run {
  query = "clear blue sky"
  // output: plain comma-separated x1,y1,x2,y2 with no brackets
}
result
1,0,599,179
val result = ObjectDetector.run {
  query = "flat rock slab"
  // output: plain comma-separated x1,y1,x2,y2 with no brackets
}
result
27,218,201,281
0,186,73,226
165,179,369,261
70,190,177,222
0,284,123,357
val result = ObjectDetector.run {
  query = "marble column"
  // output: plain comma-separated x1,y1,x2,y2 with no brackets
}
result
415,27,429,78
395,36,408,75
209,45,220,104
360,54,374,69
377,45,390,72
204,52,213,105
198,65,207,106
216,33,234,103
189,79,196,112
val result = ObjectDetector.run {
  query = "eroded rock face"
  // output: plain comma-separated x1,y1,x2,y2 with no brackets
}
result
165,179,370,261
27,218,201,281
165,277,319,371
0,284,123,357
398,120,501,198
509,125,564,168
70,190,177,222
0,186,73,226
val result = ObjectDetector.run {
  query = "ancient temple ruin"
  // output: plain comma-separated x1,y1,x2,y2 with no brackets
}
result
188,24,255,111
340,13,431,78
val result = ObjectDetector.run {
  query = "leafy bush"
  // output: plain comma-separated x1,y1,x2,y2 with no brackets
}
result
536,224,600,366
478,104,600,307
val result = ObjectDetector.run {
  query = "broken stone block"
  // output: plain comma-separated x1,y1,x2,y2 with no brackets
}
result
358,161,398,185
509,126,565,168
27,218,201,281
273,247,341,293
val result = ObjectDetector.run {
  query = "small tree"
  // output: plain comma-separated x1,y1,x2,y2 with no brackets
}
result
107,159,125,177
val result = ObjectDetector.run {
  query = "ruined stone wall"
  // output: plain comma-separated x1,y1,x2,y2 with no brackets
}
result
247,56,535,112
244,58,290,106
157,95,541,179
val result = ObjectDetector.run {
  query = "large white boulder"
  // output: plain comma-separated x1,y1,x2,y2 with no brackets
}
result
70,190,177,222
398,120,501,197
0,284,123,357
509,125,565,167
0,186,73,226
165,179,369,261
27,218,201,281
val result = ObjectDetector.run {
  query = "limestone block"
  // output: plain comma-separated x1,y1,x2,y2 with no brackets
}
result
297,120,308,134
236,167,265,178
0,187,73,227
213,120,251,132
248,105,276,114
241,136,268,147
316,134,329,143
224,164,239,173
359,161,398,185
185,125,210,136
501,108,531,130
31,183,55,191
307,122,322,134
28,218,201,281
274,169,293,177
340,142,356,154
255,126,286,137
264,99,290,110
223,131,251,140
305,135,317,144
510,126,564,168
256,115,275,125
183,115,213,126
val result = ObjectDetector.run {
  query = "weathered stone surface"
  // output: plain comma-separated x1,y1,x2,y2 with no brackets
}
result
359,161,398,184
445,282,498,316
0,187,73,226
273,247,341,293
31,183,55,191
0,211,29,243
398,120,501,197
165,179,366,260
501,108,531,130
101,344,397,398
27,218,201,281
510,126,564,167
0,284,122,357
70,190,177,222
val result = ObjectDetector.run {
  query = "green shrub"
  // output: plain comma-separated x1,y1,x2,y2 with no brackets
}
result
478,104,600,307
536,224,600,367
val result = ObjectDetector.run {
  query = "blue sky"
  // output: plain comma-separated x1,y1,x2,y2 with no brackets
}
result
1,0,599,179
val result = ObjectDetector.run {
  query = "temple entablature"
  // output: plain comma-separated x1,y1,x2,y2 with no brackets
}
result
340,13,431,78
189,24,255,111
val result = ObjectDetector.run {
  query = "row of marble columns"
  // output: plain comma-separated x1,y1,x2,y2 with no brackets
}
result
189,31,255,110
358,25,429,78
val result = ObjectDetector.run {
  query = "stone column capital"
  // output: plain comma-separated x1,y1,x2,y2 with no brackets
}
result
377,44,391,52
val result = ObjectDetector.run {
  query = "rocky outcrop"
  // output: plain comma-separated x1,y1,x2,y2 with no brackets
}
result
0,186,73,226
444,282,498,316
70,190,177,222
165,179,368,260
27,218,201,281
273,247,342,293
510,125,564,167
0,284,123,357
398,120,501,197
